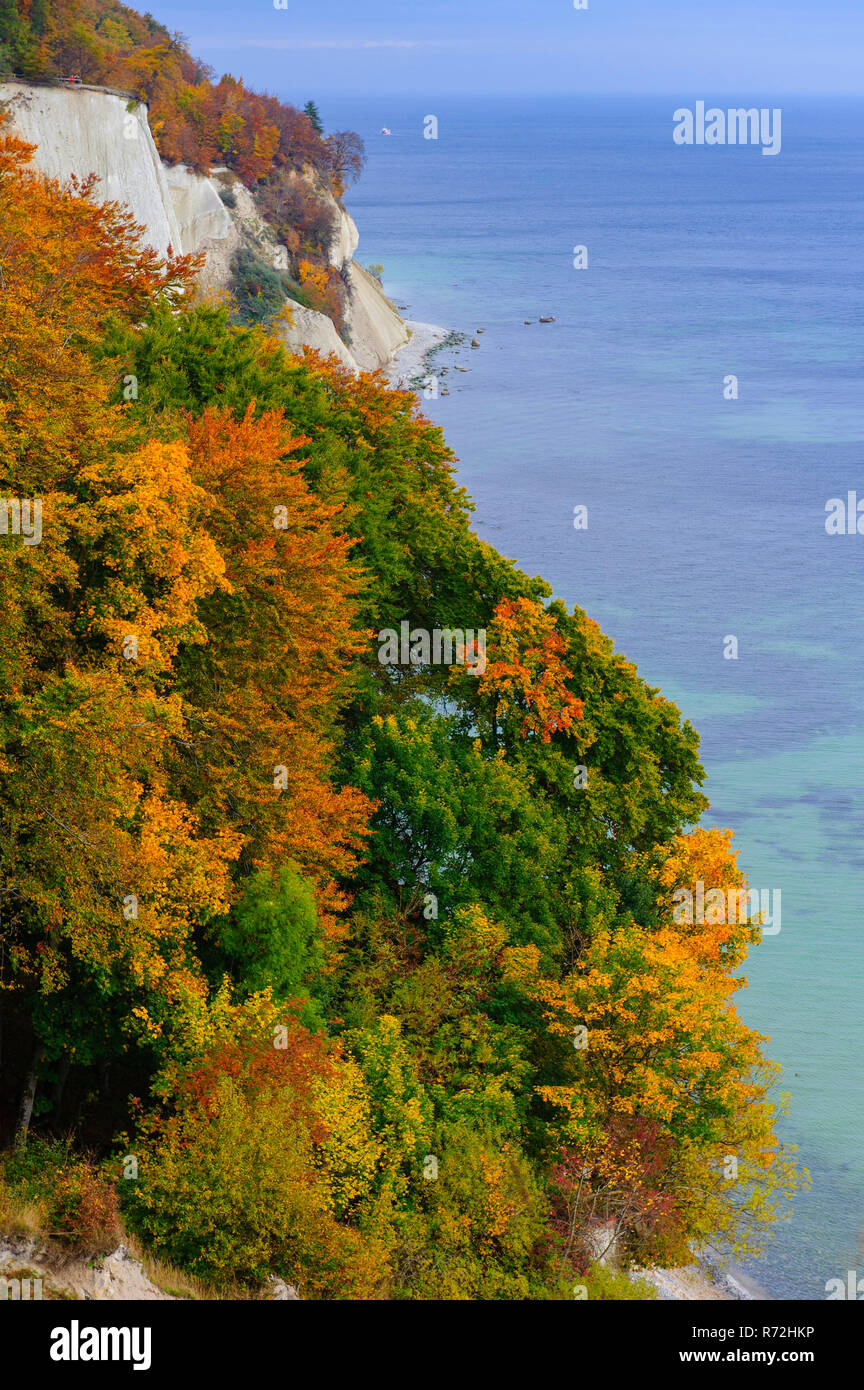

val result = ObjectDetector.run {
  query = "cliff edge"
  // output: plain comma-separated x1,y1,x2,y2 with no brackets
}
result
0,79,408,374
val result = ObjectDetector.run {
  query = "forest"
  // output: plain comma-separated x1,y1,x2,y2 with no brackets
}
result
0,0,802,1300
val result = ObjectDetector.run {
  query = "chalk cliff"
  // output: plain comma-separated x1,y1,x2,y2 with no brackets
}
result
0,82,182,259
0,79,407,374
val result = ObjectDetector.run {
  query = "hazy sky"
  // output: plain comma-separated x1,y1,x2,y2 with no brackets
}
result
150,1,864,97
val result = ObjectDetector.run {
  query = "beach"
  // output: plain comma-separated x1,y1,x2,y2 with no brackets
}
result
634,1256,770,1302
383,319,448,387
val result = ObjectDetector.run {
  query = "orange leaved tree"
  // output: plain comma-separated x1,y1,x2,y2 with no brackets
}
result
530,828,802,1265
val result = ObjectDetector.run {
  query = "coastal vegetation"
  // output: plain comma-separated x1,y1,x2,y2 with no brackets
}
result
0,0,804,1300
0,0,363,331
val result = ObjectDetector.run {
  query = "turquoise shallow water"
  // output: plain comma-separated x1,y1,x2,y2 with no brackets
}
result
319,94,864,1298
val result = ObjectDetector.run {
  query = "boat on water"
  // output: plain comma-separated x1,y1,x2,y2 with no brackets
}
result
380,127,391,135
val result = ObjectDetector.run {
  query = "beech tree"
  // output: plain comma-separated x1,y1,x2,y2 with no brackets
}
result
0,77,805,1296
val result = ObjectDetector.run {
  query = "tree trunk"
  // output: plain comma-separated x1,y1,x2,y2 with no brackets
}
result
16,1044,43,1150
50,1054,72,1128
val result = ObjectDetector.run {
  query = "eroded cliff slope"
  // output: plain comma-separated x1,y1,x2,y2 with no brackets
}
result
0,79,407,373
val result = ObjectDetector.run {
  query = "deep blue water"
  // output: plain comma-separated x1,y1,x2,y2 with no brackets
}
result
318,95,864,1299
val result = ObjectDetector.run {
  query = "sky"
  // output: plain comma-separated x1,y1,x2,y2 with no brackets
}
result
146,0,864,98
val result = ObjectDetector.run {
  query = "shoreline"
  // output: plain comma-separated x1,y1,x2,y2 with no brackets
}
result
633,1251,772,1302
383,319,451,387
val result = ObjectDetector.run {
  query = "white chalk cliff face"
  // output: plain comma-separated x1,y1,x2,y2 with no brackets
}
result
0,83,182,258
0,80,408,374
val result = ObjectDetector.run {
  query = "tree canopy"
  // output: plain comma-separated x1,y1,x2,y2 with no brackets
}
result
0,98,805,1299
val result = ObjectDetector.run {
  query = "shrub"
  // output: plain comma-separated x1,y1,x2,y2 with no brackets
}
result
389,1123,553,1300
122,1020,388,1297
2,1139,120,1254
255,174,336,262
46,1162,121,1253
229,248,289,327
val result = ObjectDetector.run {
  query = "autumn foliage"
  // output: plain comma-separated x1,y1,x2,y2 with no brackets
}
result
0,1,364,331
0,2,362,190
0,83,805,1300
470,596,585,744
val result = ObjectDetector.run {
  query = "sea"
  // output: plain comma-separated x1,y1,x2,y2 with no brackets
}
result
318,94,864,1301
